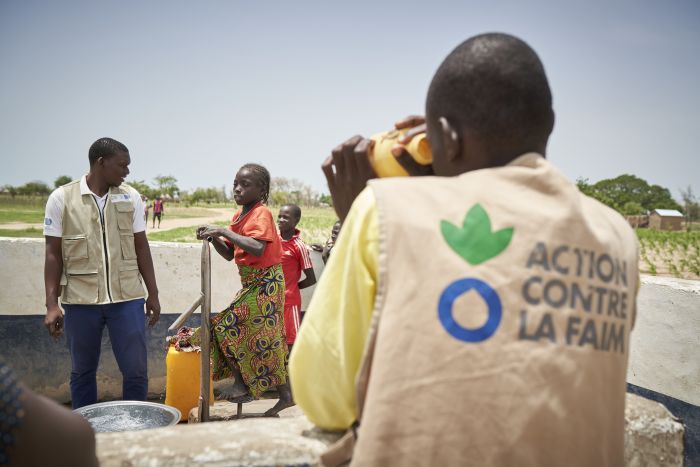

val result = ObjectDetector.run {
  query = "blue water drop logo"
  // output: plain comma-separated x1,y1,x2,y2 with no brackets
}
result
438,278,502,343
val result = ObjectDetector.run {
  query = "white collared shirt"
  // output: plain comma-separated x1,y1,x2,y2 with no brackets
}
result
44,175,146,237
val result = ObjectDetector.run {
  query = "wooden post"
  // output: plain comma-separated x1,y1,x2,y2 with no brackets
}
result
198,239,212,422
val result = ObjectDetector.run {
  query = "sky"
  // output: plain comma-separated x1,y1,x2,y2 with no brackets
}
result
1,0,698,200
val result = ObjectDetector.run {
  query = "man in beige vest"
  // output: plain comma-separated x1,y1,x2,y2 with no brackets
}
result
44,137,161,408
290,33,638,466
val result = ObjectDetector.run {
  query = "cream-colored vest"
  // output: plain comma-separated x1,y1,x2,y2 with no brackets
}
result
60,180,145,304
349,154,638,466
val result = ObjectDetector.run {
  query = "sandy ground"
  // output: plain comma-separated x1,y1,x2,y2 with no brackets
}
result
144,208,232,232
0,208,233,233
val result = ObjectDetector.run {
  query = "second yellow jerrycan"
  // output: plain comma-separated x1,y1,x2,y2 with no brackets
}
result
164,345,214,421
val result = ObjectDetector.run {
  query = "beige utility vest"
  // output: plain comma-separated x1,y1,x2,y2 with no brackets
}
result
350,154,638,466
60,180,145,304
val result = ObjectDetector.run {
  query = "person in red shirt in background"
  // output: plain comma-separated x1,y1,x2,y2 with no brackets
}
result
277,204,317,350
152,196,164,229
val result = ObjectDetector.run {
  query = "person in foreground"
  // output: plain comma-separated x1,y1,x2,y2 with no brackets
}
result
170,163,293,417
290,33,639,466
44,137,160,409
0,361,97,467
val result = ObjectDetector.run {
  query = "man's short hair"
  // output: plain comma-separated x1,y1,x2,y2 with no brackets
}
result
426,33,554,160
88,138,129,165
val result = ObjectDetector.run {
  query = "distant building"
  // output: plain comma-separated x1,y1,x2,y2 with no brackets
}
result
625,215,649,228
649,209,684,231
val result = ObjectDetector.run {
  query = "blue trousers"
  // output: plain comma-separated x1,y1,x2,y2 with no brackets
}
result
63,298,148,409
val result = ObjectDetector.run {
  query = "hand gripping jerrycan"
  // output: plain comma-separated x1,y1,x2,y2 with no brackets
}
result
165,345,214,422
369,128,432,177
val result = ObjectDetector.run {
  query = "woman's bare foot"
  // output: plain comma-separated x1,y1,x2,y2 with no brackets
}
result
264,382,295,417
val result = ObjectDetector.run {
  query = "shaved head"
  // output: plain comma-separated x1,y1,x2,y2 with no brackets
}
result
426,33,554,165
282,204,302,220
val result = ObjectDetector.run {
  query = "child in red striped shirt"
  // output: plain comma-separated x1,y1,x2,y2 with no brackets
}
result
277,204,317,348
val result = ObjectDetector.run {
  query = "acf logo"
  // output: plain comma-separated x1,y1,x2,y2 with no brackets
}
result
438,204,514,343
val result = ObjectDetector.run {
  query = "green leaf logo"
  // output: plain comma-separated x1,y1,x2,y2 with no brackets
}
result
440,204,514,265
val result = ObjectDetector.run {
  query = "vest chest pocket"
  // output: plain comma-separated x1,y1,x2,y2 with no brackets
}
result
120,233,137,260
119,263,144,299
63,235,88,261
65,270,99,303
114,202,134,231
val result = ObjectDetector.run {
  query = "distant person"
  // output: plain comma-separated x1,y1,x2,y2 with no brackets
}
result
169,163,293,416
291,33,639,466
152,196,164,228
277,204,317,349
0,360,98,466
322,220,341,264
143,196,150,223
43,137,161,409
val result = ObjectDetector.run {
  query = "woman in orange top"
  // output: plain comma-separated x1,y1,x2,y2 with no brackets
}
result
171,163,292,416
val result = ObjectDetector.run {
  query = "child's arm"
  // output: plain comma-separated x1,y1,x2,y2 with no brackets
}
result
198,225,267,258
297,243,316,289
298,267,316,289
220,229,266,256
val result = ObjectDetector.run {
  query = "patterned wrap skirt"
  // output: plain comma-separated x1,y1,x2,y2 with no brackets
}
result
169,263,289,398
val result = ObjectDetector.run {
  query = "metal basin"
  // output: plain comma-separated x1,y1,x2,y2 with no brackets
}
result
74,400,181,433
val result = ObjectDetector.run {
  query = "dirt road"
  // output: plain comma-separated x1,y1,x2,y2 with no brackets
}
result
0,208,233,233
145,208,232,232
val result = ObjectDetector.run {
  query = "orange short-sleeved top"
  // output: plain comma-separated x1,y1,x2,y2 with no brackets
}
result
226,202,282,268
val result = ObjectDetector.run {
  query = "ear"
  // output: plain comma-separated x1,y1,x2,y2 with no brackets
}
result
438,117,460,162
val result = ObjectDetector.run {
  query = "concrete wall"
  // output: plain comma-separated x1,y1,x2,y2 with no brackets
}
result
0,237,244,318
627,275,700,465
628,275,700,407
0,237,324,401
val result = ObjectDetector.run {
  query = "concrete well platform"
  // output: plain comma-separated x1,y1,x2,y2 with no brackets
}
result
96,394,683,466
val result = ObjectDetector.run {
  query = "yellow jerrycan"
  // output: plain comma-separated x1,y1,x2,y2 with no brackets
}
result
165,345,214,421
369,128,432,178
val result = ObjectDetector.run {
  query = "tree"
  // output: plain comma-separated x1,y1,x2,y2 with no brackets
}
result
126,180,156,199
54,175,73,188
271,177,291,194
153,175,179,198
1,185,18,198
187,187,227,204
318,193,333,206
680,186,699,230
269,177,319,207
577,174,681,213
270,191,289,206
575,178,594,197
621,201,644,216
576,178,615,210
17,181,51,196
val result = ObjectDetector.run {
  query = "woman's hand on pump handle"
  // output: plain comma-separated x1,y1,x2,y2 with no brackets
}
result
196,225,222,240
